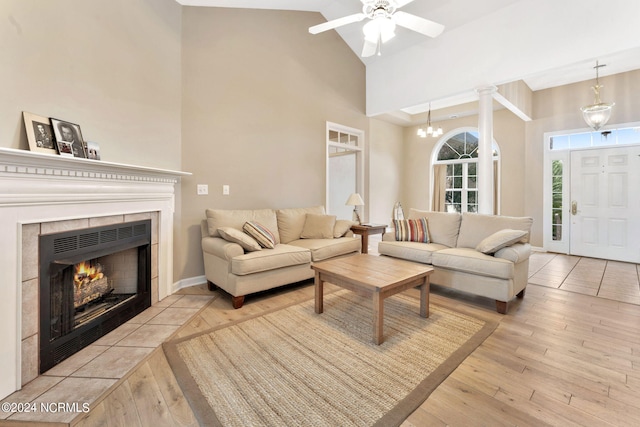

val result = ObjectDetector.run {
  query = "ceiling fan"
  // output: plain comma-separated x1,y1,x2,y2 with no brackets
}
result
308,0,445,57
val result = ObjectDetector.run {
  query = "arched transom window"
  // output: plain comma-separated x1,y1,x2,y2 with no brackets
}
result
432,129,500,213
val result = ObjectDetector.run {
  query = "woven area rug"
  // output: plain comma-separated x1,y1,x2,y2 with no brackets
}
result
164,290,497,427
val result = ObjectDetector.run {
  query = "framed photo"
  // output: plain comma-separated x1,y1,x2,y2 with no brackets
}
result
23,112,57,154
85,141,101,160
51,118,86,158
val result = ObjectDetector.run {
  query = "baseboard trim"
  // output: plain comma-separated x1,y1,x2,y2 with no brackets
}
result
172,275,206,293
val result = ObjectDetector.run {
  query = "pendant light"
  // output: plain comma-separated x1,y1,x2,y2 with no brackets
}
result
417,103,443,138
580,61,615,131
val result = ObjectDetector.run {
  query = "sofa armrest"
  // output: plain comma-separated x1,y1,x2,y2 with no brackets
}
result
382,229,397,241
494,243,531,264
202,236,244,261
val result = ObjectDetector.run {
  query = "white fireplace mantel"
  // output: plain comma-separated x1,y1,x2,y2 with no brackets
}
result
0,147,190,400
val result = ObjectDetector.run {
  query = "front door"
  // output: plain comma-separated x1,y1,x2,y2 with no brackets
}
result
569,146,640,263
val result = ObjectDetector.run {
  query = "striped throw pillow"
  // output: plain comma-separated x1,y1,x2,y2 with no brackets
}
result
393,218,430,243
243,221,276,249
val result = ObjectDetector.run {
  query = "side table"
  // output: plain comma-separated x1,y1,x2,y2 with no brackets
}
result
350,224,387,254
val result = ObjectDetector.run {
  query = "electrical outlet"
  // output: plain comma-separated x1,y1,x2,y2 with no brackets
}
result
222,185,230,195
197,184,208,195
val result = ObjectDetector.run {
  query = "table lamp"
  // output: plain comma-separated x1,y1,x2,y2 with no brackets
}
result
345,193,364,224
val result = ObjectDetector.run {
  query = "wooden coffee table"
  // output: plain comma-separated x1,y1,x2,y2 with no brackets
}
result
311,254,434,345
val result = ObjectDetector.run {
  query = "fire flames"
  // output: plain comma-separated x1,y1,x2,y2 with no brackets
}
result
74,261,104,288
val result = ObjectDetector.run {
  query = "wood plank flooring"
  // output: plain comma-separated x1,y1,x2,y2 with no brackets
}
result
9,252,640,426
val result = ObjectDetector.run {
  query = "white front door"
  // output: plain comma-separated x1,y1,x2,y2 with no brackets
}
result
570,146,640,263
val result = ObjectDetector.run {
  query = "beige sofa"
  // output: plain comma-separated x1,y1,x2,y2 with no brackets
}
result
378,209,533,313
201,206,360,308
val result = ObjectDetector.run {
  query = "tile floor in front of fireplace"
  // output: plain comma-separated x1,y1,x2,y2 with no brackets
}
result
0,292,215,424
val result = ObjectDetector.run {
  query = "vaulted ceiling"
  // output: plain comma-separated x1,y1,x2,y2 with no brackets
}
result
176,0,640,124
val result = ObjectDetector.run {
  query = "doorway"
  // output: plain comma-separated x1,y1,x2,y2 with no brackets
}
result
326,122,364,220
544,126,640,263
569,145,640,263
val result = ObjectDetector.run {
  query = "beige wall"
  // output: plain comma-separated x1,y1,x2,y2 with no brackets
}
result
0,0,182,170
177,8,368,280
368,118,404,225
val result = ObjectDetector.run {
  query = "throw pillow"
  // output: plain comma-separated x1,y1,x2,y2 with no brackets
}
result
300,214,337,239
333,219,354,238
217,227,262,252
242,221,276,249
475,229,528,254
393,218,430,243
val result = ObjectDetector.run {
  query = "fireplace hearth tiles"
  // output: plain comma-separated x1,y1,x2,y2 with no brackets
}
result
0,292,213,424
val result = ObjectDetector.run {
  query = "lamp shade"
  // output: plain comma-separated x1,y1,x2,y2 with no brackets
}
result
345,193,365,206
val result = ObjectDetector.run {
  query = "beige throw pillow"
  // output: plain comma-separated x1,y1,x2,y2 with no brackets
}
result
476,229,528,254
300,214,336,239
333,220,354,238
276,206,325,243
217,227,262,252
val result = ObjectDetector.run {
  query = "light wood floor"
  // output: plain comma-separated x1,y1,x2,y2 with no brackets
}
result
17,254,640,426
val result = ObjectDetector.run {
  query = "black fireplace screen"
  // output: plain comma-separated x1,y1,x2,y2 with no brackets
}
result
39,220,152,373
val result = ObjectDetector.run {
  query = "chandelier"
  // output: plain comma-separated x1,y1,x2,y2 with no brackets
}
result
580,61,615,131
417,103,443,138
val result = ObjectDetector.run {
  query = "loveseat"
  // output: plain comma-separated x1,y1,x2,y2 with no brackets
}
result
201,206,360,308
378,209,533,313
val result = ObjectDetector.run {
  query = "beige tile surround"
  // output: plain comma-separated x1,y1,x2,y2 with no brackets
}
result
19,213,161,388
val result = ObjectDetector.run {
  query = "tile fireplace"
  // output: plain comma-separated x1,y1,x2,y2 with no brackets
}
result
39,220,152,373
0,147,189,400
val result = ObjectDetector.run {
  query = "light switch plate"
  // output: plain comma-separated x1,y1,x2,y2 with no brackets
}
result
222,185,230,195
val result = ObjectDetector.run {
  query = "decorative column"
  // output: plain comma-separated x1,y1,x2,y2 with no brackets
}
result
477,86,497,214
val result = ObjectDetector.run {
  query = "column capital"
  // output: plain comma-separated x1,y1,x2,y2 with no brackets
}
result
475,85,498,96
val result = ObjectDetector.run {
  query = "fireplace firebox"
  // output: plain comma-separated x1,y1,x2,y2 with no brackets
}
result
39,220,152,373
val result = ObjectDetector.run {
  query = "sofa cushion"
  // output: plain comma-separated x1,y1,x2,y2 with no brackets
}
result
476,229,528,254
231,244,311,276
456,213,533,249
432,248,514,280
243,221,276,249
287,237,360,262
276,206,325,243
393,218,429,243
300,214,336,239
206,209,280,244
217,227,261,252
378,241,449,265
408,209,461,247
333,220,354,238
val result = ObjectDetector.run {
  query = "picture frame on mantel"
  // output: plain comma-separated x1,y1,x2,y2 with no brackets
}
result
85,141,101,160
23,112,57,155
51,118,87,158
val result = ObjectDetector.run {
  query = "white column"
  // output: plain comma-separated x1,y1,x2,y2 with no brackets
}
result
477,86,496,214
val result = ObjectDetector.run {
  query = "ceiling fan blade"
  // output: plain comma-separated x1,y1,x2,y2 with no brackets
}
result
309,13,366,34
394,0,417,8
361,39,377,57
393,11,444,38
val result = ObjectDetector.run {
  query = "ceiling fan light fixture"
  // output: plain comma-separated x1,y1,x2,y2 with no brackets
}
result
580,60,615,131
363,16,396,43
